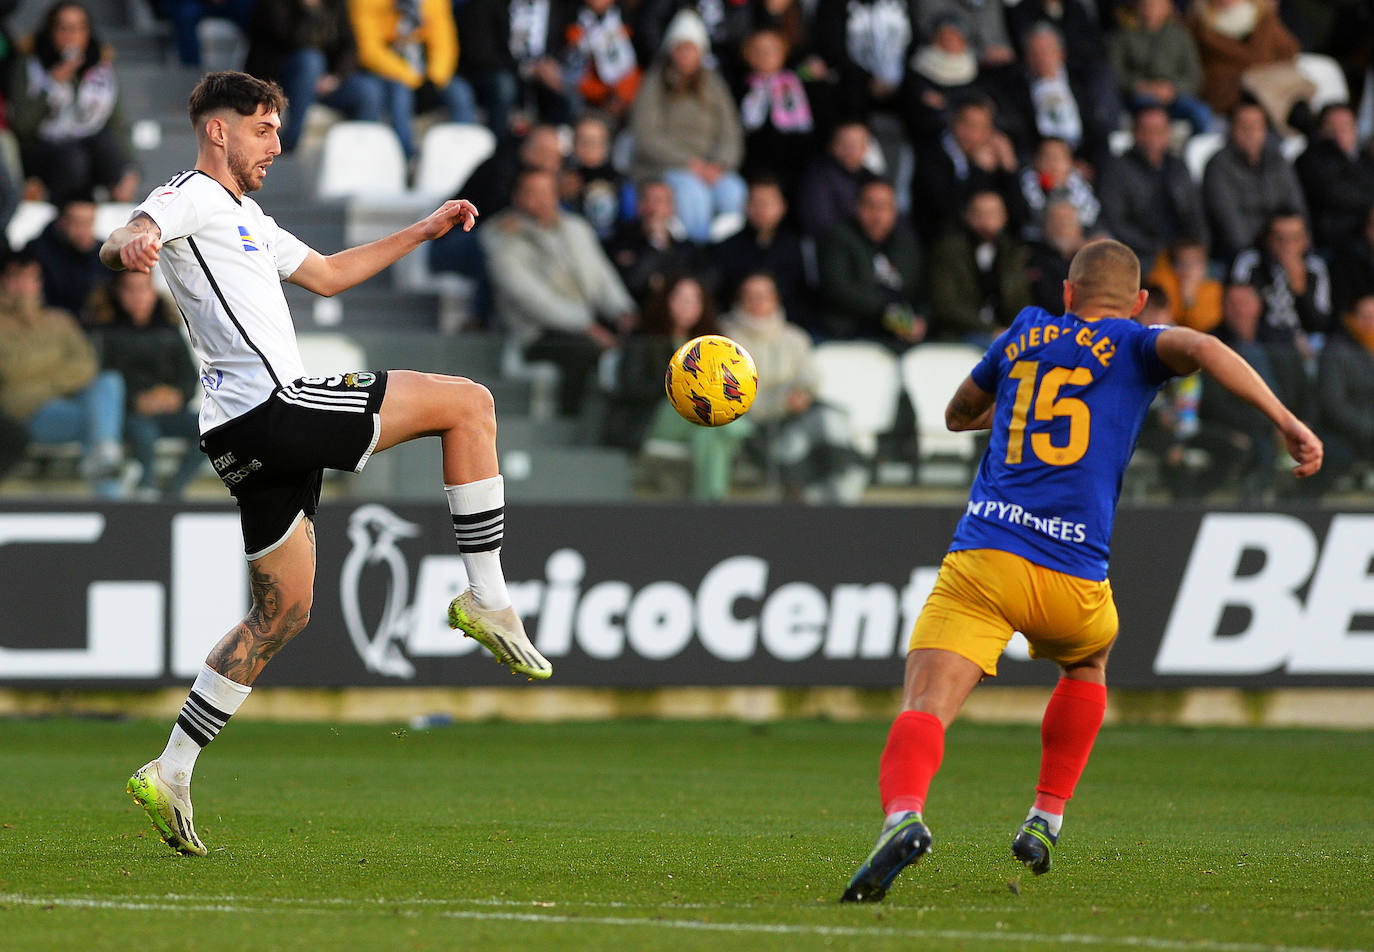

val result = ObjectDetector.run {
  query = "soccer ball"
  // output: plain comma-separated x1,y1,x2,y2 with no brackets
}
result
665,335,758,426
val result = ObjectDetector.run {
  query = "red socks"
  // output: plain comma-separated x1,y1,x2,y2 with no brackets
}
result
879,710,945,816
1034,678,1107,814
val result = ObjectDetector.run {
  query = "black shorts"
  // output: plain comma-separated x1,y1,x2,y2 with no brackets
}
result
201,371,388,559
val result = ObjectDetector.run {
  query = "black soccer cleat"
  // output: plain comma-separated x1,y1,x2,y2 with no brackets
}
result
840,813,933,902
1011,816,1058,875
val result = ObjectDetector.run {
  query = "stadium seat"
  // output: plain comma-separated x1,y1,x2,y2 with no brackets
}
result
1183,131,1225,183
297,332,368,375
707,211,744,243
317,122,407,200
811,341,902,458
1296,53,1349,112
1108,129,1134,157
95,203,137,241
899,343,985,482
6,201,56,250
412,123,497,201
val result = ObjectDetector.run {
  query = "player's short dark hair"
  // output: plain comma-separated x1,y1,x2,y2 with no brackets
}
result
188,71,288,134
1067,239,1140,309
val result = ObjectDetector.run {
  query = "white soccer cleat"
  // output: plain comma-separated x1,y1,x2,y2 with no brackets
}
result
447,590,552,680
126,760,208,856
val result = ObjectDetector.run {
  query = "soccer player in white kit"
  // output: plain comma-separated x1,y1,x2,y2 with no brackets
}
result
101,71,551,857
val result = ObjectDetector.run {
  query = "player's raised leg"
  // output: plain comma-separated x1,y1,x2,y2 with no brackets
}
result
129,517,317,855
1012,643,1111,875
841,648,984,902
375,369,550,680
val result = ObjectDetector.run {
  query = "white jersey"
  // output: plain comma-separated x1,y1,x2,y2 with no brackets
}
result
134,170,312,433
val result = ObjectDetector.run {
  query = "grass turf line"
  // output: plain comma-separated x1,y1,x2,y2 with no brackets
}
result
0,719,1369,952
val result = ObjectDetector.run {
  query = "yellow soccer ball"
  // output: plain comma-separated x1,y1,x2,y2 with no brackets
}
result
664,334,758,426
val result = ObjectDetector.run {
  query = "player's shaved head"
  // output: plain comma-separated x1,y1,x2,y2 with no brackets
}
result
1066,239,1141,312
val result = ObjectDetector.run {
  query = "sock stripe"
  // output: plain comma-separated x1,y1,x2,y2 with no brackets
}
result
454,525,503,543
451,507,503,525
452,509,504,555
186,691,230,726
179,704,221,738
175,713,212,747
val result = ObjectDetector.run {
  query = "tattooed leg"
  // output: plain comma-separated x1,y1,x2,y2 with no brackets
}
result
206,516,318,685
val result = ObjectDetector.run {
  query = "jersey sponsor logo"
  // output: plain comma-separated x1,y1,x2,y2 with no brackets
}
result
965,498,1089,543
208,450,263,486
237,226,260,252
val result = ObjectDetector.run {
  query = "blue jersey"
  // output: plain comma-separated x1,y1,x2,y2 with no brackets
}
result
949,306,1176,581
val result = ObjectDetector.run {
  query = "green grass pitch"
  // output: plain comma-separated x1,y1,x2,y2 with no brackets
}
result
1,717,1370,951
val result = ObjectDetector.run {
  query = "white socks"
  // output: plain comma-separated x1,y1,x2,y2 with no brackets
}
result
445,475,511,610
159,665,251,789
1027,807,1064,837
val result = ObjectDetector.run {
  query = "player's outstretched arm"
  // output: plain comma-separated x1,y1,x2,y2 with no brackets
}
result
946,375,995,432
100,214,163,273
1156,326,1323,478
287,199,478,297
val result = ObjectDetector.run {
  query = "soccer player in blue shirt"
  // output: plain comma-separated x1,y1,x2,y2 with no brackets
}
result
841,238,1322,902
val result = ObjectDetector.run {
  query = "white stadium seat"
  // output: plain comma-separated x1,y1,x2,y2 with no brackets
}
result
1296,53,1350,113
1183,131,1225,183
6,200,55,250
297,332,368,376
95,202,137,241
811,341,901,458
413,123,497,201
317,121,407,200
899,343,985,479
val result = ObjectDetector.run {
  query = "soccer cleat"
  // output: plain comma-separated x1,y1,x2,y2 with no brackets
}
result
126,760,207,856
448,590,552,681
840,812,933,902
1011,816,1058,875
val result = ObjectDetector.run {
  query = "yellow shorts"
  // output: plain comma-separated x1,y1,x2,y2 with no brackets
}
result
909,548,1118,677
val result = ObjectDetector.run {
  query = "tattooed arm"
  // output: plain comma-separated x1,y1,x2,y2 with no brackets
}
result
100,213,163,273
945,375,995,432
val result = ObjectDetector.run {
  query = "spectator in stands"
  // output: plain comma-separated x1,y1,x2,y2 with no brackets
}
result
1146,236,1224,332
1200,281,1281,504
604,178,701,302
244,0,383,154
902,12,985,140
159,0,255,67
560,112,629,240
1109,0,1214,134
1187,0,1305,125
998,22,1111,170
1005,0,1119,134
0,248,124,497
1132,283,1208,499
1314,294,1374,488
1026,198,1086,312
348,0,478,158
811,0,913,122
711,173,810,331
1019,136,1099,242
1332,203,1374,316
631,0,754,86
914,0,1016,73
507,0,573,125
796,120,875,242
911,96,1023,245
721,271,868,503
1203,100,1307,263
928,188,1032,344
454,0,520,137
86,269,203,499
1230,209,1329,418
629,10,747,244
816,178,925,348
561,0,640,123
27,194,106,319
1295,103,1374,251
482,168,636,416
427,123,564,319
1098,104,1209,268
11,2,138,205
610,274,749,498
736,27,815,197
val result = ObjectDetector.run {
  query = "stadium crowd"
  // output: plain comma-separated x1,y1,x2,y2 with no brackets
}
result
0,0,1372,504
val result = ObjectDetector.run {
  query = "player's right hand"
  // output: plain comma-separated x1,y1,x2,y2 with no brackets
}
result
1283,419,1323,478
121,233,162,273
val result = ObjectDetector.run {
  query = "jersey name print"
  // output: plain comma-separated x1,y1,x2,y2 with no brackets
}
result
133,170,311,434
949,306,1177,581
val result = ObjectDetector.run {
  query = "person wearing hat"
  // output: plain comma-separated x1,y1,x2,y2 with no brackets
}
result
629,9,746,244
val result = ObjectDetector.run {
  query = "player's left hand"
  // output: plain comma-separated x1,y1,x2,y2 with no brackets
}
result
419,200,479,240
1283,418,1323,478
